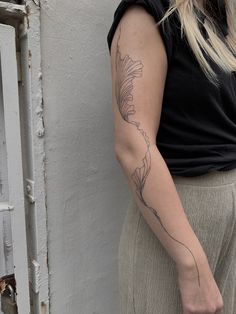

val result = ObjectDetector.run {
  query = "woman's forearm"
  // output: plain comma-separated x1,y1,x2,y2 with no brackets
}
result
116,143,208,286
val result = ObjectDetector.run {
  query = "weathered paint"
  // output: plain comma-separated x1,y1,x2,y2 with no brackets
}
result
40,0,130,313
0,2,26,19
0,1,49,313
20,0,49,312
0,77,12,314
0,23,30,313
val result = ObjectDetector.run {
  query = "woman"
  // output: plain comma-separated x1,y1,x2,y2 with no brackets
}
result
107,0,236,313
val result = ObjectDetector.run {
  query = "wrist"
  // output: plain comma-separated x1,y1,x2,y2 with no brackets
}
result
175,249,208,276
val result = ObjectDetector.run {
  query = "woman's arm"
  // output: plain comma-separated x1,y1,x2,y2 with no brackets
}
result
109,5,207,285
108,6,224,312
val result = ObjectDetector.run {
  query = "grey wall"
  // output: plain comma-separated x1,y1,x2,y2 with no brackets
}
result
40,1,130,313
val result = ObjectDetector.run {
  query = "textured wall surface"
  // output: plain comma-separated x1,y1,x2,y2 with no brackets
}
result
40,1,130,313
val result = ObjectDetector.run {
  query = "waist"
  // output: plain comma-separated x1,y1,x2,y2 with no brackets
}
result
172,167,236,186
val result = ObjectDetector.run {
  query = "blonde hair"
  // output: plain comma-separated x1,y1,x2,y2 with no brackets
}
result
157,0,236,86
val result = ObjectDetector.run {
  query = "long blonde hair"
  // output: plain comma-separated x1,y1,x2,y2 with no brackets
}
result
157,0,236,86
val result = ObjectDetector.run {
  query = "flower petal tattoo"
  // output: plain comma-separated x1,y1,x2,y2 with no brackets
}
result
115,26,201,290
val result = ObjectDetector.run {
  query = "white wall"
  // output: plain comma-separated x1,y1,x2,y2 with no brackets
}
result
40,1,130,313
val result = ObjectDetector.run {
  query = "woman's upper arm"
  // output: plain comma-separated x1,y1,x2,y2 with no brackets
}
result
109,5,168,156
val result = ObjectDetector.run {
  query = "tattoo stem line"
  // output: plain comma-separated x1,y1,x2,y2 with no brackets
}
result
115,26,201,290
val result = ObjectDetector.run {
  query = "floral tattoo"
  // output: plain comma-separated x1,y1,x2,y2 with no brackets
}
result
115,26,201,290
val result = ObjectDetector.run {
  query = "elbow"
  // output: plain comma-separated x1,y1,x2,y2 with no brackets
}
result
114,130,157,164
114,138,158,166
114,141,142,166
114,143,126,164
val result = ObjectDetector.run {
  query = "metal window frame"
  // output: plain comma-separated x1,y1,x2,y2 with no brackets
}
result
0,1,49,313
0,22,30,313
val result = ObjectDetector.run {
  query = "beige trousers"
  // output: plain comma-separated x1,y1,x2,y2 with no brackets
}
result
118,168,236,313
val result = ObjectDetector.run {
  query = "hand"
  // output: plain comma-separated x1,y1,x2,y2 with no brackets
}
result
177,257,224,314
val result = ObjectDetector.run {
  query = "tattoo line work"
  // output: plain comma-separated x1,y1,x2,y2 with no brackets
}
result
115,26,201,289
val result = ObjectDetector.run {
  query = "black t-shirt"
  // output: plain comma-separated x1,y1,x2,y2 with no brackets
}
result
107,0,236,177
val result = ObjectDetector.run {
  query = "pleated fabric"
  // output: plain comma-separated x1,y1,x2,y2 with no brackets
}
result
118,168,236,314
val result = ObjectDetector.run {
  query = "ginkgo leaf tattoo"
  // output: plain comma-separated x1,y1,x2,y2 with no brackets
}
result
115,26,201,289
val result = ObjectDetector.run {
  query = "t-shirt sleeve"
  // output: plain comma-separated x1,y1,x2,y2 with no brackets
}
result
106,0,174,65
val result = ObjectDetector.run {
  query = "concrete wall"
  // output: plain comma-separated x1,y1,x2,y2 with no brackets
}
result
40,1,129,313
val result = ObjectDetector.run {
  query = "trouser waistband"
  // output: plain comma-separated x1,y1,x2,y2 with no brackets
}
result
172,168,236,186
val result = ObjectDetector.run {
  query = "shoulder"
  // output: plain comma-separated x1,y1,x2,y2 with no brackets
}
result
107,0,177,65
111,0,171,25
